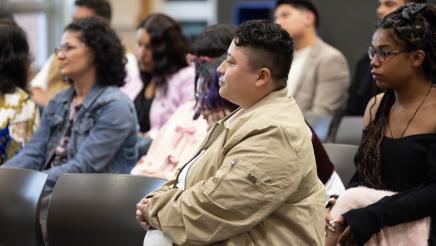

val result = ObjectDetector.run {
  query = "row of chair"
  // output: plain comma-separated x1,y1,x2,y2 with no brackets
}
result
0,169,165,246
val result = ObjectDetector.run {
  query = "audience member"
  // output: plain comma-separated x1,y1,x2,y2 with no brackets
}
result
3,17,138,240
344,0,427,116
30,0,142,106
274,0,350,117
0,23,39,165
136,19,325,245
130,24,235,179
326,3,436,245
134,13,195,140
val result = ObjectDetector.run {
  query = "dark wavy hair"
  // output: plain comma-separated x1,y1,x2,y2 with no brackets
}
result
64,17,126,87
356,3,436,189
234,19,293,89
74,0,112,22
137,13,189,89
0,23,30,93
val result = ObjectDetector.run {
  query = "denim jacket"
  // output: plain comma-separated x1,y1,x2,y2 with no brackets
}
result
3,84,138,191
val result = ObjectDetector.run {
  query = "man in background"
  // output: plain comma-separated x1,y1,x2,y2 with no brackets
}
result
274,0,350,118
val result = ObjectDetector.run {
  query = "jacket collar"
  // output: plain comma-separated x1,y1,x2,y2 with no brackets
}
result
223,87,289,130
57,83,106,109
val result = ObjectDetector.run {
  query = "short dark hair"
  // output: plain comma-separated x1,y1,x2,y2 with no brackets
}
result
407,0,427,3
234,19,294,89
64,17,126,87
137,13,190,88
191,24,235,58
0,23,30,93
276,0,320,28
74,0,112,22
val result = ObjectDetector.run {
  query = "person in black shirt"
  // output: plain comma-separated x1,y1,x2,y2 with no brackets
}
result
327,3,436,245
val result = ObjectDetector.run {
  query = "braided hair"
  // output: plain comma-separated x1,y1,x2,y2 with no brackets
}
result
356,3,436,189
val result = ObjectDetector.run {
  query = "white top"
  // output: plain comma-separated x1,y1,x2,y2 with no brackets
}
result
176,150,205,190
286,46,312,97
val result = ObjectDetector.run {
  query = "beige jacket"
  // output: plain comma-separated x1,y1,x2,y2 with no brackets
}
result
147,88,326,246
292,39,350,117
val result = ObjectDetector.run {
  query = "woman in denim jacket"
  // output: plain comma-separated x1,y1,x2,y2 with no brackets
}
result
3,17,138,192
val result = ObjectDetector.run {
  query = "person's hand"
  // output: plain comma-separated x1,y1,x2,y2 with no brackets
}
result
337,225,358,246
136,197,152,230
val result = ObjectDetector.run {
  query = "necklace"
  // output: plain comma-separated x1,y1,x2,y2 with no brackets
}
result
388,84,433,138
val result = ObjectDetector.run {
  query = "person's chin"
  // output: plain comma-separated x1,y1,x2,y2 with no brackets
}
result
375,80,390,89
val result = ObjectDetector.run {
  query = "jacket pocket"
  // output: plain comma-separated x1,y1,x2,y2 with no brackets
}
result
74,117,95,135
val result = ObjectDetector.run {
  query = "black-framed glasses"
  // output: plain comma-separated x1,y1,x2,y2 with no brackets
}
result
54,43,85,55
368,46,406,62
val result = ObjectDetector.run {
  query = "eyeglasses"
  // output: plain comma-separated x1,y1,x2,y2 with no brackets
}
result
368,46,406,62
54,43,85,55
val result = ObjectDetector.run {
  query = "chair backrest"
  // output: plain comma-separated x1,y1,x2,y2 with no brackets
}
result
0,168,48,246
323,143,359,185
47,173,166,246
304,113,333,142
334,116,363,145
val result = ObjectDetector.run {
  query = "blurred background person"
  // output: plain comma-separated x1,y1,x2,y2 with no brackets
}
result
0,22,39,165
2,17,138,240
130,23,236,179
134,13,195,155
274,0,350,118
30,0,142,107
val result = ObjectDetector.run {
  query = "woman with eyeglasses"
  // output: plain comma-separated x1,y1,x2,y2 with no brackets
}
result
325,3,436,246
0,22,39,165
2,17,138,238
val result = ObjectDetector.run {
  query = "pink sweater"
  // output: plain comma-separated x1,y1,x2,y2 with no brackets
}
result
331,187,430,246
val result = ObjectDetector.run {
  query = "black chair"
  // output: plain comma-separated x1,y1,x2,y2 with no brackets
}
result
334,116,363,145
323,143,359,185
0,168,48,246
46,173,166,246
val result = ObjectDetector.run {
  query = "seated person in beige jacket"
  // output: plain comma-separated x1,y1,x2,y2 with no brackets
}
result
136,19,325,246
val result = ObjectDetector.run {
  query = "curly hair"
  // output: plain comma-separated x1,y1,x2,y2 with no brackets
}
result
0,23,30,94
64,17,126,87
74,0,111,22
137,13,189,89
234,19,294,89
356,3,436,189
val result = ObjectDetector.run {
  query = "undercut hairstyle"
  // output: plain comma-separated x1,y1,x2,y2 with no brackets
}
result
74,0,112,22
0,23,30,93
356,3,436,189
234,19,294,90
64,17,127,87
137,13,190,89
276,0,320,28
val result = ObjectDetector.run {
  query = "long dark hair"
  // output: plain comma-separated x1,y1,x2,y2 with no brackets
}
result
137,14,189,89
356,3,436,189
0,23,30,93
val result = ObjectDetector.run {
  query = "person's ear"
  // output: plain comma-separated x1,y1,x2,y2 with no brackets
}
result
411,50,425,68
255,68,271,87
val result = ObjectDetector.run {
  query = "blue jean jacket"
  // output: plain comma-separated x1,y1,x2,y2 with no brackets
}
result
3,84,138,191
